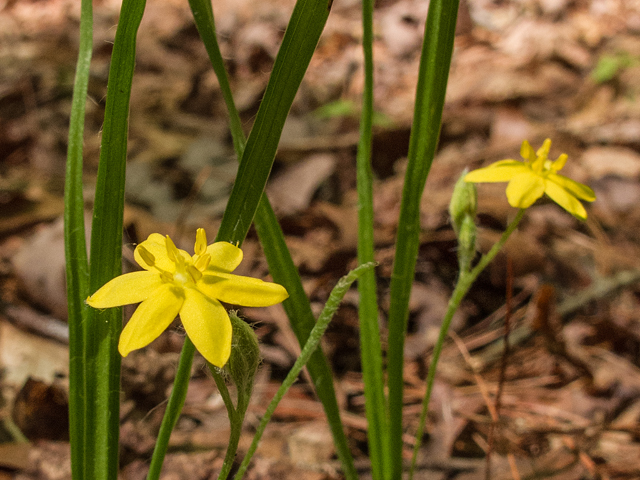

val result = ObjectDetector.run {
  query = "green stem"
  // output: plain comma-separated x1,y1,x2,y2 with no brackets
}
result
233,263,374,480
255,199,359,480
408,209,525,479
147,337,196,480
210,368,240,480
211,368,236,418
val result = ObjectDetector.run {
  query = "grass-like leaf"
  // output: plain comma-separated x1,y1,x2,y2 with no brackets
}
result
64,0,92,475
355,0,389,477
215,0,333,245
85,0,147,478
187,1,358,478
386,1,460,477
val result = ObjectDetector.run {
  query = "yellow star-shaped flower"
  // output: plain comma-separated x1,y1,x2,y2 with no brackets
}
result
465,139,595,219
86,229,288,367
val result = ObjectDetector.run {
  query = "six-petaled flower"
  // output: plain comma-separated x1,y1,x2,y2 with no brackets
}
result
465,139,595,219
86,229,288,367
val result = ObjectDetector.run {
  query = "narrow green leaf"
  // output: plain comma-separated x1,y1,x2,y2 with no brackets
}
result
86,0,147,478
386,1,460,478
188,0,245,156
64,0,92,475
187,1,358,477
356,0,389,477
215,0,332,245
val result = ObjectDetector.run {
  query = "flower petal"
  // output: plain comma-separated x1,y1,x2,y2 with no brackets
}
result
547,173,596,202
206,242,243,273
198,272,289,307
180,289,232,367
118,283,184,357
465,162,528,183
86,271,163,308
134,233,174,271
544,180,588,220
505,171,545,208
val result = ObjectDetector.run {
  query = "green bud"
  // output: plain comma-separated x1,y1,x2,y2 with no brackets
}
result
457,214,477,273
227,311,261,410
449,170,477,236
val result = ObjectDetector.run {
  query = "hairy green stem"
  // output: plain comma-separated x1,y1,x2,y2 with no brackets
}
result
233,263,374,480
147,338,196,480
409,209,525,479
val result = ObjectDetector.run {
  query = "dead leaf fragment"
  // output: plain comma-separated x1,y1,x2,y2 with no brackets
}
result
582,146,640,179
267,154,337,215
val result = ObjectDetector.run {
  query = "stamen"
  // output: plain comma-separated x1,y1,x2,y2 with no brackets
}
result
195,253,211,271
165,235,184,266
137,246,156,267
160,271,174,283
537,138,551,158
187,265,203,282
195,228,207,255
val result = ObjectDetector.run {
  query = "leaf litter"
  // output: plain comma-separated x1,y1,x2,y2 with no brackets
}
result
2,0,640,478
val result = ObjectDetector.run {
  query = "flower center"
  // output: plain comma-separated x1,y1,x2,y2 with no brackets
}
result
530,155,553,177
172,269,191,286
137,235,212,289
164,235,210,288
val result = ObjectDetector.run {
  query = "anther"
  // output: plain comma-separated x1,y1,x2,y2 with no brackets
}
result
165,235,184,266
195,228,207,255
187,265,203,282
160,271,174,283
195,253,211,271
137,246,156,267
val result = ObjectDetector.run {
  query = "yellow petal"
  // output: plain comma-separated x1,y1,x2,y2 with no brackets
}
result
134,233,174,271
118,284,184,357
180,289,232,367
547,173,596,202
465,162,528,183
86,271,163,308
505,171,545,208
206,242,243,273
544,180,587,219
198,272,289,307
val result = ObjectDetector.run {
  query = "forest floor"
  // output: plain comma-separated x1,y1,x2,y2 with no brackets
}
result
2,0,640,478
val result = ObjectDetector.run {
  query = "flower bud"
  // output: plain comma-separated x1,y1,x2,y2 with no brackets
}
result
449,170,477,237
457,214,477,273
227,312,261,404
450,170,478,273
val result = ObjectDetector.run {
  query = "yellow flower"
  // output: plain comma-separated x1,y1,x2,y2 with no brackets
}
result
86,229,288,367
465,139,595,219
